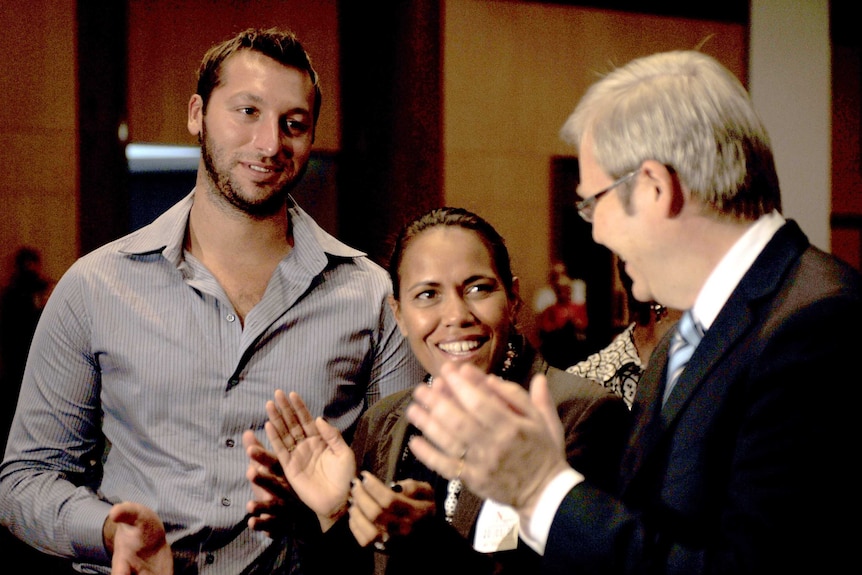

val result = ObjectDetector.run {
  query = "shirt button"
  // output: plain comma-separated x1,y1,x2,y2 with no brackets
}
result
221,497,231,507
226,313,236,322
205,554,215,565
225,438,235,448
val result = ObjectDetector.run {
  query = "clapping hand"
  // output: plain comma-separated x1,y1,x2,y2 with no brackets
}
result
406,362,569,522
244,430,294,537
347,472,436,550
106,502,173,575
246,390,356,532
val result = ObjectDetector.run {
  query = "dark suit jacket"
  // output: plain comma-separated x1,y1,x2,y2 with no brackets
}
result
300,343,629,575
543,220,862,574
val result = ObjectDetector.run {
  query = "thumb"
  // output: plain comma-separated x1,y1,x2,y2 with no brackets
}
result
315,417,349,453
109,501,141,526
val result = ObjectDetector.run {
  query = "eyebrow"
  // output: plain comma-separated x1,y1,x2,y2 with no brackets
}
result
226,91,264,104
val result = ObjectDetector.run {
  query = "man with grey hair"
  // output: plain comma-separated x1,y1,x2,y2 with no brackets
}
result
405,50,861,574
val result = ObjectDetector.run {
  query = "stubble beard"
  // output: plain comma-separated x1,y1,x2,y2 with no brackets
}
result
199,120,307,219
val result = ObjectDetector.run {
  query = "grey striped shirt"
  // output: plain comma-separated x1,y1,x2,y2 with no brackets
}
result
0,191,423,574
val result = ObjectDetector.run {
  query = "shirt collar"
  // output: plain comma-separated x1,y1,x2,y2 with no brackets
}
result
115,189,368,271
693,210,785,329
116,191,193,267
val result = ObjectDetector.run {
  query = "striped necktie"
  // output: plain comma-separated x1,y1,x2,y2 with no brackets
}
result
663,310,703,404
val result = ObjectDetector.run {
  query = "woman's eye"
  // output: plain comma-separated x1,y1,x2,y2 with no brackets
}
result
416,289,437,301
466,283,494,296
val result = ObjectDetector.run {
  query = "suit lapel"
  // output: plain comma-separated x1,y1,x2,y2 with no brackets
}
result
619,330,670,486
621,220,809,486
660,220,808,422
451,488,483,539
380,401,413,482
660,297,751,421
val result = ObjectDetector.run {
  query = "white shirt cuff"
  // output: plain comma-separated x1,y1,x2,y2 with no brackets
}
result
519,467,584,555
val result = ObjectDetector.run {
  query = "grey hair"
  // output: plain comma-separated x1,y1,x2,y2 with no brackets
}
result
560,50,780,219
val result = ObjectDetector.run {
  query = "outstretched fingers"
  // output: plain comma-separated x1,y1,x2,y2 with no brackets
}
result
268,391,310,447
407,362,571,509
314,415,350,456
407,363,509,460
265,389,321,464
284,391,318,439
406,434,463,482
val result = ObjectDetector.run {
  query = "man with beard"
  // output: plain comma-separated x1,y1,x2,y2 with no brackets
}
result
0,28,422,575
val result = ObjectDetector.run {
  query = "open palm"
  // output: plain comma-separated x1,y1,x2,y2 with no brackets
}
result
265,390,356,526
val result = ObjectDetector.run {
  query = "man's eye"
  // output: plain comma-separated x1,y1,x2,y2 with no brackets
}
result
239,107,257,116
285,119,311,136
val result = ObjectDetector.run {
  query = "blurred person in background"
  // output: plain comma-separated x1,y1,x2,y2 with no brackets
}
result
0,246,65,574
0,246,53,448
567,262,681,409
535,261,589,369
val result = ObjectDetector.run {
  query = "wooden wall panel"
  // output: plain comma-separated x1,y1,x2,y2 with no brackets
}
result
0,0,78,287
442,0,746,339
127,0,340,151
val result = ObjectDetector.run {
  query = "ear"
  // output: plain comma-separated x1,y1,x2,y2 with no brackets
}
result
641,160,684,217
510,277,523,319
387,294,408,336
187,94,203,137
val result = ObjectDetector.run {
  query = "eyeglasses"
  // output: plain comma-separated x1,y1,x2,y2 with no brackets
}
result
575,169,640,222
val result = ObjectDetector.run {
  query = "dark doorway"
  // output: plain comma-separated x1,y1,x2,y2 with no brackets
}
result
549,156,620,360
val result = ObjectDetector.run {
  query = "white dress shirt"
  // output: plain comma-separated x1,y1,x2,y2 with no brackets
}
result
520,211,786,555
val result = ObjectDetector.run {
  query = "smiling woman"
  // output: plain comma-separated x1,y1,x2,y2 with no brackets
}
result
245,206,630,575
387,208,520,380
